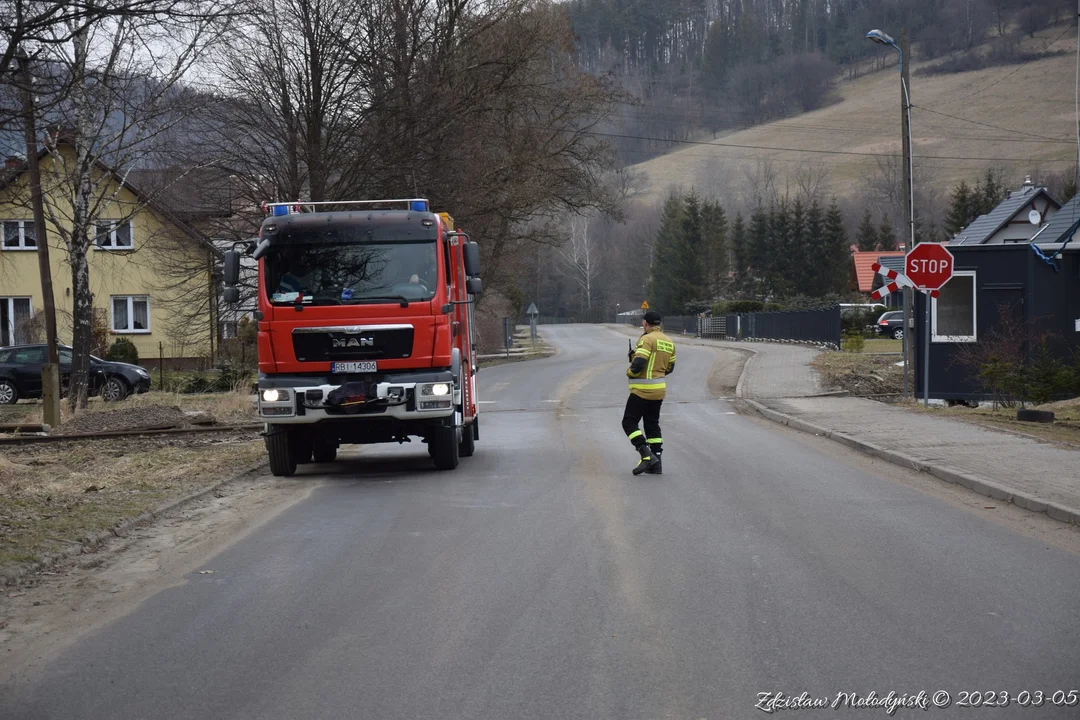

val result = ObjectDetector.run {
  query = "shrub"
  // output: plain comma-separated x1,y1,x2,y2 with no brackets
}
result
841,332,865,353
727,300,765,313
106,337,140,365
1026,339,1073,405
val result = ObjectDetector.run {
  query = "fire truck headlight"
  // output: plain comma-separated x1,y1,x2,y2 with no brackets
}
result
431,383,450,396
262,389,280,402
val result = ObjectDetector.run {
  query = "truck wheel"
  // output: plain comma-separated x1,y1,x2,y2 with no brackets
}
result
431,423,459,470
1017,408,1054,423
459,421,475,457
266,427,297,477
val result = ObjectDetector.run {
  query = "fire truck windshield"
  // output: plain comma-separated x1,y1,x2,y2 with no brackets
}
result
266,240,438,305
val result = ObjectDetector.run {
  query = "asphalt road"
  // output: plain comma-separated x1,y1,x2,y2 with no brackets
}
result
4,325,1080,719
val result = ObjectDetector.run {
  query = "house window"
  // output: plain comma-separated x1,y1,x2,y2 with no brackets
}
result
95,221,133,249
932,271,976,342
0,297,33,345
111,295,150,333
2,220,36,250
220,321,238,340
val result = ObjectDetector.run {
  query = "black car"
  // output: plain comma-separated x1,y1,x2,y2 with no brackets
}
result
874,310,905,340
0,344,152,404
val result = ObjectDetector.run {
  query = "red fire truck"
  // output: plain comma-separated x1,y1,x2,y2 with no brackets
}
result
221,198,483,476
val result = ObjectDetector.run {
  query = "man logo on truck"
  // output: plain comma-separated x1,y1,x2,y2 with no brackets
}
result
332,337,375,348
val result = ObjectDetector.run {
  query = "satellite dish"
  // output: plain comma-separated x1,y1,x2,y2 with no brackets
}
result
1028,209,1042,225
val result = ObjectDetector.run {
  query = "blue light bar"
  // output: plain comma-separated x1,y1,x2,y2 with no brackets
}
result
410,200,429,212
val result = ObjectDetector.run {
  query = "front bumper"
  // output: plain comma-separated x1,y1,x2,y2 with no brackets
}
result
257,370,459,424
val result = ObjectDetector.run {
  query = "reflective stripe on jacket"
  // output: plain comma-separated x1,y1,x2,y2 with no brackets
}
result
627,327,675,400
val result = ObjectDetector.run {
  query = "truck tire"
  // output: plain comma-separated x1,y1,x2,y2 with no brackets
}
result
266,427,297,477
1017,408,1054,423
459,421,475,457
431,423,459,470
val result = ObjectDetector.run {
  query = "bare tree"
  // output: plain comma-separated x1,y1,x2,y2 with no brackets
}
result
743,158,779,210
792,161,831,205
559,213,601,310
198,0,627,303
22,3,231,410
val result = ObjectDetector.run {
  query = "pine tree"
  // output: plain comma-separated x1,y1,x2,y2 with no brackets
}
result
981,169,1005,214
878,213,898,251
768,199,792,297
788,198,809,292
856,208,878,251
804,199,826,296
823,200,850,294
731,211,748,294
674,191,708,312
701,198,728,296
646,191,684,315
944,180,974,238
747,204,770,298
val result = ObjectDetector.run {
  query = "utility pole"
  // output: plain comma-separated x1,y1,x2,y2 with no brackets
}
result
900,28,914,402
18,53,61,427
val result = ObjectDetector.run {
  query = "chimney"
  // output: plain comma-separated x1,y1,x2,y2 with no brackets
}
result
1023,174,1033,187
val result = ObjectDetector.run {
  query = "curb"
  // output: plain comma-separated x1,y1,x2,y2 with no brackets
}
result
0,459,269,586
744,398,1080,527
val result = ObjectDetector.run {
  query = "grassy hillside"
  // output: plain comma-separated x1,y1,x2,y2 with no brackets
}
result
625,24,1079,208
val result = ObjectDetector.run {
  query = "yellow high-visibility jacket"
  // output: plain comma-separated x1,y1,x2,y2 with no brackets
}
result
627,327,675,400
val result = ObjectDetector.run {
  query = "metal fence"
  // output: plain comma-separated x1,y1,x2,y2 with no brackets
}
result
728,305,841,349
523,306,839,349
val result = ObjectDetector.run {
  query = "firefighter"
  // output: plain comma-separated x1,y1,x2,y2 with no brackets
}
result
623,310,675,475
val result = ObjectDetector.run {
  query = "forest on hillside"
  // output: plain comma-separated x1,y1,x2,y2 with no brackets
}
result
563,0,1077,164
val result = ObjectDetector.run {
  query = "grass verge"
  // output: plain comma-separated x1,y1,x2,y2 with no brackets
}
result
812,351,903,396
905,397,1080,448
0,431,264,575
0,388,257,429
860,338,902,353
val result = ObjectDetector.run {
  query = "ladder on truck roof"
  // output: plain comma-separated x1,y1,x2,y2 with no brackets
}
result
261,198,431,216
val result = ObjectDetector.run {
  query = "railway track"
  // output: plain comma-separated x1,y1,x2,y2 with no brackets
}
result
0,423,263,445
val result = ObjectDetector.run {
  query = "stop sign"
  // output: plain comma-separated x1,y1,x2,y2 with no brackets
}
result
905,243,955,290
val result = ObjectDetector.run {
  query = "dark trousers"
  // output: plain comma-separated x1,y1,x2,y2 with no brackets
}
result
622,394,663,454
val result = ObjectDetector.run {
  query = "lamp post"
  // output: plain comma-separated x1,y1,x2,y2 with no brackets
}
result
867,27,914,402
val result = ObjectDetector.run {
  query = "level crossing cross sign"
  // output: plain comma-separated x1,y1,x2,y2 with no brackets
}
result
905,243,954,291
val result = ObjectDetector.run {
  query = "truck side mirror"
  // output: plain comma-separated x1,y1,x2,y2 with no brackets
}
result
466,277,483,296
463,242,481,277
223,287,240,304
223,250,241,286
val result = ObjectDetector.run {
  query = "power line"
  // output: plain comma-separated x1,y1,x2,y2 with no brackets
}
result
589,130,1075,163
911,105,1073,144
606,108,1075,146
932,24,1075,108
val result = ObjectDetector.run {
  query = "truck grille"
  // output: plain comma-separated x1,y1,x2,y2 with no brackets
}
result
292,324,414,362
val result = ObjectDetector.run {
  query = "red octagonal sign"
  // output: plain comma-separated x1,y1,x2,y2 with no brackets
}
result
905,242,955,291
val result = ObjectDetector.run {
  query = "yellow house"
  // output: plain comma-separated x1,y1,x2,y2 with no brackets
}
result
0,144,218,368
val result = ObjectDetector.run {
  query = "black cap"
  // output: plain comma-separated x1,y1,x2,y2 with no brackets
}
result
643,310,662,325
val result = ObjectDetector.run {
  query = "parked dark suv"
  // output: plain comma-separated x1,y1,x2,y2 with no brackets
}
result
874,311,905,340
0,344,151,404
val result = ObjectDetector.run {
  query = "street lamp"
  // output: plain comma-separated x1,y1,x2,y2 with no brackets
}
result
867,28,914,401
866,29,914,254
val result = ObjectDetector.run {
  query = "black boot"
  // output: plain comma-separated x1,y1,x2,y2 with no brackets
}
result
632,444,658,475
646,449,662,474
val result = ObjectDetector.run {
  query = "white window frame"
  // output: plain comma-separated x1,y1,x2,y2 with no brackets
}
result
110,295,151,334
93,220,134,250
0,296,33,345
931,270,977,343
1,220,37,250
